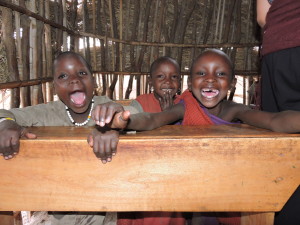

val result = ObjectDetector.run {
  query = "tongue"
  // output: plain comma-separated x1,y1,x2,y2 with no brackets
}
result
205,92,216,97
70,92,86,105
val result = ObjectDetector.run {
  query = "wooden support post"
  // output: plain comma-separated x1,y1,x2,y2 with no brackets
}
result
241,212,274,225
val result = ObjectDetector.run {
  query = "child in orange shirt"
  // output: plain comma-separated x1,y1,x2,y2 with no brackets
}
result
130,56,181,113
97,49,300,225
118,56,185,225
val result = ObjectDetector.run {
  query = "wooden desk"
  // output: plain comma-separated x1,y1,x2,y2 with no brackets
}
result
0,124,299,225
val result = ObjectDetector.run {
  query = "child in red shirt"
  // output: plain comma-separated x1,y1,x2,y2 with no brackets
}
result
118,56,185,225
130,56,181,113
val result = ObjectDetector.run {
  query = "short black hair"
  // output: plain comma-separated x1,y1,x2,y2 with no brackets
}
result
190,49,234,80
53,51,93,74
150,56,180,77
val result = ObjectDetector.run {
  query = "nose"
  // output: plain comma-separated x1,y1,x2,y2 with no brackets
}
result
69,75,80,84
164,76,172,84
205,74,216,83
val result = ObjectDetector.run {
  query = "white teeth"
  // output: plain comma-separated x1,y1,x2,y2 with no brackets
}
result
201,88,219,99
162,88,173,92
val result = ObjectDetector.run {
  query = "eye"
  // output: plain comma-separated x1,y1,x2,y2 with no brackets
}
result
57,73,67,80
79,71,88,76
156,74,165,80
195,71,205,76
217,72,226,76
172,75,180,80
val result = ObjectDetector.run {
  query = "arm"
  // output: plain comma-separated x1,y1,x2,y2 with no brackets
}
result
111,103,185,131
257,0,271,28
235,105,300,133
129,99,144,113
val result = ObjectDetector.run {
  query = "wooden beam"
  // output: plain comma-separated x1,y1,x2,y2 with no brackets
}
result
0,124,299,213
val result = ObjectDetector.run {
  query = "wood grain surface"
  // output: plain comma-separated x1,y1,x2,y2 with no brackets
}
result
0,124,299,213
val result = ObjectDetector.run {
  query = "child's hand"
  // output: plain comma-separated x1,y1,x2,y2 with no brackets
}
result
110,110,131,129
0,120,36,160
92,102,124,127
87,128,119,164
159,90,174,111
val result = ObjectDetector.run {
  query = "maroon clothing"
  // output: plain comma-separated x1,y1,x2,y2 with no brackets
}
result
262,0,300,56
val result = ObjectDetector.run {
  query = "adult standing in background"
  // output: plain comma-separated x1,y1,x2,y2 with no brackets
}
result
257,0,300,224
257,0,300,112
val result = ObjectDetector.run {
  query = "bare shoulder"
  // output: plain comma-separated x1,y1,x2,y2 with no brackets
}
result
221,100,251,121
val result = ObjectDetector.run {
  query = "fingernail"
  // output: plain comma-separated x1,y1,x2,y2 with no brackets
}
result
107,158,112,162
102,160,107,164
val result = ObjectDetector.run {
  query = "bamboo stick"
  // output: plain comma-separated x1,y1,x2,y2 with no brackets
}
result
45,0,53,102
19,0,30,107
119,0,123,100
1,0,20,108
0,78,53,89
13,0,23,107
62,0,68,51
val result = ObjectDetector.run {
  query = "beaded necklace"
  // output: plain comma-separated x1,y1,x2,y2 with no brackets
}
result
65,100,94,126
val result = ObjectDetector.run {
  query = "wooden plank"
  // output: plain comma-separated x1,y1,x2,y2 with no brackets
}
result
0,125,299,212
241,212,274,225
0,212,14,225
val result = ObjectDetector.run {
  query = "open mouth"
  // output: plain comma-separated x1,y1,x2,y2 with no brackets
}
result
70,91,86,106
161,88,173,93
201,88,219,99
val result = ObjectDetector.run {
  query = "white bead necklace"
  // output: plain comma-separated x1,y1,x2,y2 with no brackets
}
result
65,100,94,126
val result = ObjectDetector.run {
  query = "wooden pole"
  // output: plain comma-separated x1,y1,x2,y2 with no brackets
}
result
45,0,53,102
119,0,123,100
1,1,20,108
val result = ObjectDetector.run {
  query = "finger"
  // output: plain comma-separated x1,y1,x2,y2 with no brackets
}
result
10,136,20,155
111,138,118,156
24,132,37,139
95,141,107,163
120,110,130,121
105,141,112,162
92,106,106,126
111,111,129,129
166,91,172,106
87,134,94,147
105,106,116,124
4,155,13,160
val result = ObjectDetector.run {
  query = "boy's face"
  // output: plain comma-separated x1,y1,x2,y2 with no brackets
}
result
149,61,181,99
188,52,233,109
53,55,94,113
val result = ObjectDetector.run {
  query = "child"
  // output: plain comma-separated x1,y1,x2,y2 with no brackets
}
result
96,49,300,225
104,48,300,134
0,51,137,225
130,56,181,113
118,56,185,225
